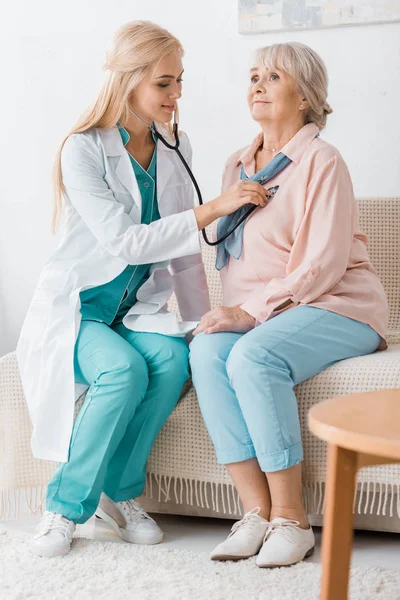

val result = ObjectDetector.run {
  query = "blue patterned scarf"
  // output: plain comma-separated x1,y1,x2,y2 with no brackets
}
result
216,152,292,270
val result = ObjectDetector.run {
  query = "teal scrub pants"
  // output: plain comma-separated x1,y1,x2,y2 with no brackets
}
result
189,306,381,473
46,320,189,524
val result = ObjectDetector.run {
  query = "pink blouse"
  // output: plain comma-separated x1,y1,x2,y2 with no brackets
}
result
218,123,388,348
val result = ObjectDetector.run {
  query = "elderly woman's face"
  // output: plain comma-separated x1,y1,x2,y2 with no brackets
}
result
248,64,305,125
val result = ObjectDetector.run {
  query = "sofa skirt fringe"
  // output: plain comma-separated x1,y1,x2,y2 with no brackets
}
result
1,478,399,522
143,474,400,520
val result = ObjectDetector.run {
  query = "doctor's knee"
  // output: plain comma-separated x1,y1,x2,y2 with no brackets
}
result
104,351,149,403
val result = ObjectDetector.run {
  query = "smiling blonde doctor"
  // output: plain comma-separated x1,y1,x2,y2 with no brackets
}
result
16,21,267,558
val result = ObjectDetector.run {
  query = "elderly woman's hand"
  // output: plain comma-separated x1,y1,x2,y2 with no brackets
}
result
193,306,256,335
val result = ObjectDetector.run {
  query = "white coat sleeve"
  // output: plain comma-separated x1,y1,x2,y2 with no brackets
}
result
169,134,211,320
60,133,200,265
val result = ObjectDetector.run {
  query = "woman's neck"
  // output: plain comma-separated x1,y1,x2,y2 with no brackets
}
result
123,111,155,148
260,119,305,153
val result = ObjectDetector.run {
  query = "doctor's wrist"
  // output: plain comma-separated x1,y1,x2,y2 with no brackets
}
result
193,199,221,231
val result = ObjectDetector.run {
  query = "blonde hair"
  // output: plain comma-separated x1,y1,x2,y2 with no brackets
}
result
254,42,332,131
51,21,183,233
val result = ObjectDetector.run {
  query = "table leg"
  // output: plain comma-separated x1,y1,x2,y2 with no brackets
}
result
320,444,358,600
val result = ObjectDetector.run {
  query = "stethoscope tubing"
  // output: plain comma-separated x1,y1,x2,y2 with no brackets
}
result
127,106,257,247
151,122,258,247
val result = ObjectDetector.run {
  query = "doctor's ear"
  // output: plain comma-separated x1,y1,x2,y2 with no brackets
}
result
299,99,310,111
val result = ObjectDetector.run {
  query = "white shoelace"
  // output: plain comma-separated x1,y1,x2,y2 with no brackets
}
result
229,507,266,538
118,499,154,524
34,511,75,540
263,519,301,543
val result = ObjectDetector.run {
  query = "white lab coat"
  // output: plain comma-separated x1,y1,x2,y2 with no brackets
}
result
17,126,210,462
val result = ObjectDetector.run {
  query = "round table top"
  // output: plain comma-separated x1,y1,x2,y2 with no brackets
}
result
308,388,400,459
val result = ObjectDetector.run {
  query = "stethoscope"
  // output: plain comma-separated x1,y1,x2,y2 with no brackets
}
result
127,107,261,246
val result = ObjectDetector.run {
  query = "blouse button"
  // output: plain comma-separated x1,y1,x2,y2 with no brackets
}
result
143,182,150,188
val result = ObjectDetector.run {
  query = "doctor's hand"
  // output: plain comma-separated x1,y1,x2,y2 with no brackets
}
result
194,181,270,232
192,306,256,335
215,181,269,217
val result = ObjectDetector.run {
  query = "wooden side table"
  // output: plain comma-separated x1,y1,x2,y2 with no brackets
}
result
309,389,400,600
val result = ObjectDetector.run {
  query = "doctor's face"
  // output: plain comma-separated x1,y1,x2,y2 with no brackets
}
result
247,64,306,126
129,50,183,124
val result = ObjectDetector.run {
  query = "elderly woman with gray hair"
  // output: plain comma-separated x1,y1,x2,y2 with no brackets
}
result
189,43,388,567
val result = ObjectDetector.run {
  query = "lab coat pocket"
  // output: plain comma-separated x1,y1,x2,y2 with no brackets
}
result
129,267,174,314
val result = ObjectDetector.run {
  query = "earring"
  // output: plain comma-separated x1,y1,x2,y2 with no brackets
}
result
300,104,304,109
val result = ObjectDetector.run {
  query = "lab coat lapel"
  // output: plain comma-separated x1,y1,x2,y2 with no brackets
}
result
98,127,142,220
157,143,175,216
99,128,178,220
115,151,142,218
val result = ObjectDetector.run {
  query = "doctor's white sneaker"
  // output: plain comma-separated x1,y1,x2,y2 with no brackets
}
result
29,511,76,558
95,493,163,545
256,518,315,568
210,507,269,561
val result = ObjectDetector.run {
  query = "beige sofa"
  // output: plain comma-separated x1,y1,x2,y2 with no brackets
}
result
1,197,399,531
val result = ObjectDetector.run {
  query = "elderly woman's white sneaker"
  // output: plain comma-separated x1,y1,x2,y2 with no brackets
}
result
210,507,269,561
29,511,76,558
256,517,315,568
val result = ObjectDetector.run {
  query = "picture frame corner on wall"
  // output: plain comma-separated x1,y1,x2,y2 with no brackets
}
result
238,0,400,35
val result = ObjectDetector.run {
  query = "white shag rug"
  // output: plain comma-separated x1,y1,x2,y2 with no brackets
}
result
1,529,399,600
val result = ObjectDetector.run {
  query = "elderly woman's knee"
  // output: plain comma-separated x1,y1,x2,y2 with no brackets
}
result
189,332,220,366
226,336,280,382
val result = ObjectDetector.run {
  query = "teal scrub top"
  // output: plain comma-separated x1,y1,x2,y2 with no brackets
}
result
79,125,161,325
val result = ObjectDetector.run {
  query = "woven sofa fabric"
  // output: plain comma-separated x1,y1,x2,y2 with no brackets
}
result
0,198,399,522
356,198,400,343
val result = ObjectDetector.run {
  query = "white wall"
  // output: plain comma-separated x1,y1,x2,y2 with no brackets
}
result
1,0,399,355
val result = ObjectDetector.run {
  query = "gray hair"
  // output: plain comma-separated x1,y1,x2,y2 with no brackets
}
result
254,42,333,130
